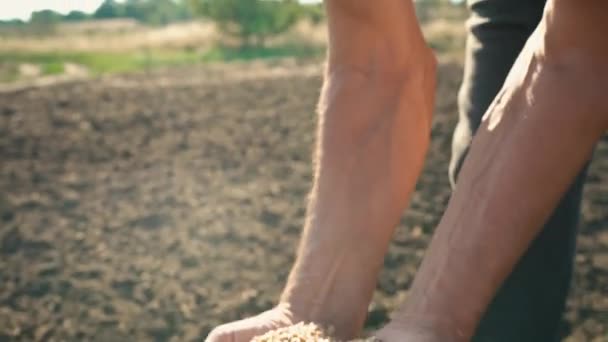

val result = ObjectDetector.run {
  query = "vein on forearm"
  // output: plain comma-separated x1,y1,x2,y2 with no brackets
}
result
401,44,605,338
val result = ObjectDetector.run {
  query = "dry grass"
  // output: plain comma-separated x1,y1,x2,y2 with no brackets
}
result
421,18,466,63
0,19,328,84
0,21,217,53
0,16,465,57
0,16,465,86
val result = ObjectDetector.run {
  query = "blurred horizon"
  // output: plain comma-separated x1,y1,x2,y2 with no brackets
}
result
0,0,604,340
0,0,323,21
0,0,467,86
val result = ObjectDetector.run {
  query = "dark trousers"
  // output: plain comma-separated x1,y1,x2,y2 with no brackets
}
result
449,0,589,341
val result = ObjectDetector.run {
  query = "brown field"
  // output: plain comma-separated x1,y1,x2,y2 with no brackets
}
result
0,57,606,342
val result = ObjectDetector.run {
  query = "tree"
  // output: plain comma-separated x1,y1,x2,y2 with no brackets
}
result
29,10,61,34
0,19,25,27
94,0,124,19
123,0,147,22
190,0,302,48
64,10,90,21
300,3,324,24
141,0,190,25
119,0,193,25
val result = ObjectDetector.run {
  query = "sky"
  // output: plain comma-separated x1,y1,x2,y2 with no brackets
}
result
0,0,323,21
0,1,106,20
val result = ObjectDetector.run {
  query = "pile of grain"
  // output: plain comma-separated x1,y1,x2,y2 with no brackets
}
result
251,322,380,342
252,323,334,342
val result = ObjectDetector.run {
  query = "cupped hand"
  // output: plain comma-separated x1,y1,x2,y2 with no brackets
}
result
205,304,299,342
372,321,459,342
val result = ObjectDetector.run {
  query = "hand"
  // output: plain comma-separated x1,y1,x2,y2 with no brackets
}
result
373,320,458,342
205,304,299,342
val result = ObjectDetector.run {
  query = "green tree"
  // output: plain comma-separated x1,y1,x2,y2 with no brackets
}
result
94,0,125,19
190,0,301,47
0,19,25,27
301,3,324,24
143,0,189,25
29,9,61,34
123,0,146,21
123,0,192,25
64,10,90,21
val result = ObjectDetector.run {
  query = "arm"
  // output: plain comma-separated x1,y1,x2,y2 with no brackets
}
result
380,1,608,340
281,1,436,339
206,1,436,341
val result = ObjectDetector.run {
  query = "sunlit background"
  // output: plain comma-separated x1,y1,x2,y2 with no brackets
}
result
0,1,605,341
0,0,467,85
1,1,329,21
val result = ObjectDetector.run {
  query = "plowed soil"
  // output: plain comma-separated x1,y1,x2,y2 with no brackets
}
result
0,61,606,341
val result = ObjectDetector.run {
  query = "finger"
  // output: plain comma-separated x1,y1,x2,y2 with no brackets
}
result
205,320,275,342
204,326,234,342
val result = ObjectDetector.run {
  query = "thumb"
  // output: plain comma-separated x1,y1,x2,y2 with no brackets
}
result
206,310,293,342
206,321,264,342
205,323,240,342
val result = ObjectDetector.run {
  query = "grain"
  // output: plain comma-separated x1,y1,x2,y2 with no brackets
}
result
252,322,334,342
251,322,381,342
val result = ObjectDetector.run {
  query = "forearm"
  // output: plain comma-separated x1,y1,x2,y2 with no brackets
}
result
324,0,428,73
280,1,435,339
394,8,608,339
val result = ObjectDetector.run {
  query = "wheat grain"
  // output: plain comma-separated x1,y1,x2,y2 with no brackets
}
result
251,322,381,342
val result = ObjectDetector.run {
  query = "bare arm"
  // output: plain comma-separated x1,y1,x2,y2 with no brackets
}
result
381,1,608,340
206,1,436,341
281,1,435,339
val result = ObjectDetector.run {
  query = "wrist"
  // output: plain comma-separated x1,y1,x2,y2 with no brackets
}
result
389,295,475,341
377,318,465,342
278,254,377,339
325,0,433,74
